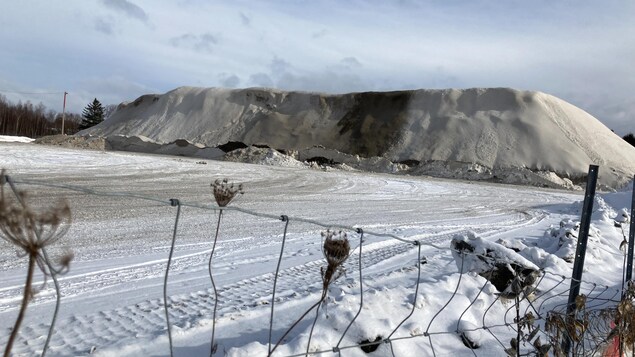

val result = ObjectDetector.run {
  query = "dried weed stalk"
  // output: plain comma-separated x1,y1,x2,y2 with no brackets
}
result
612,282,635,354
506,310,551,357
270,230,351,356
545,294,589,357
0,173,73,357
541,288,635,357
208,178,243,357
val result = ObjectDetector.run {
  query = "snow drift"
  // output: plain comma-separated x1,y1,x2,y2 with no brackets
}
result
80,87,635,189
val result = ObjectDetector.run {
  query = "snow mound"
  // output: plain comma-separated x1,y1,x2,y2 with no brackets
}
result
0,135,34,143
570,195,615,222
223,146,307,168
541,219,603,262
80,86,635,189
614,208,630,225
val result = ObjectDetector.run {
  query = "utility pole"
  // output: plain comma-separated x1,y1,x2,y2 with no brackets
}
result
61,91,67,135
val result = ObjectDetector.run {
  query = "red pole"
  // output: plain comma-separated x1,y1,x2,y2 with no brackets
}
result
61,92,67,135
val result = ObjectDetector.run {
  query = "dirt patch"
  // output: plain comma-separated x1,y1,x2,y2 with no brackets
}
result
305,156,337,166
34,135,109,150
218,141,248,153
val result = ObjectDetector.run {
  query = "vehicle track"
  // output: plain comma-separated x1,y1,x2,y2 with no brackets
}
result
1,209,546,356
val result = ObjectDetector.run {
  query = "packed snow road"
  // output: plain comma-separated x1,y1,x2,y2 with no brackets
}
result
0,142,582,356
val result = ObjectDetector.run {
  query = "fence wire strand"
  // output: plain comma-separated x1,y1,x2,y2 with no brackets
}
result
163,199,181,357
269,215,290,355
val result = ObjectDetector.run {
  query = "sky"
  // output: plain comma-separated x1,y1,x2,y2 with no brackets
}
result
0,0,633,135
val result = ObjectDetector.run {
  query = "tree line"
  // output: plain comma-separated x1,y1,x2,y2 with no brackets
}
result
0,95,81,137
0,95,113,138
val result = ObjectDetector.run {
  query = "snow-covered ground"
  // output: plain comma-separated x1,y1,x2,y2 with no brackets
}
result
0,141,632,356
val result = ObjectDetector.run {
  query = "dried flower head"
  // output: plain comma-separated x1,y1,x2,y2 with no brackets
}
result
0,171,74,357
211,178,244,207
320,230,350,292
56,249,75,275
322,230,350,266
0,179,72,275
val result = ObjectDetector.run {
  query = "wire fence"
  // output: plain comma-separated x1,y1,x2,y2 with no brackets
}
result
0,174,633,357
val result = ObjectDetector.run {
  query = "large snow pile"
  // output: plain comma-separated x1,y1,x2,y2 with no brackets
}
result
80,87,635,189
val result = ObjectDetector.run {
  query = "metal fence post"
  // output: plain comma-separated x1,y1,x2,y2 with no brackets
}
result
626,175,635,282
563,164,599,355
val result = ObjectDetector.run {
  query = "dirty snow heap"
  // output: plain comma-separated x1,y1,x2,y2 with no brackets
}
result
79,87,635,189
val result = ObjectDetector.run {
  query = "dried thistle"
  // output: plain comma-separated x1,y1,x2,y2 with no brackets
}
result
56,249,75,275
0,186,72,275
270,230,351,356
210,178,244,207
0,173,73,357
321,230,350,291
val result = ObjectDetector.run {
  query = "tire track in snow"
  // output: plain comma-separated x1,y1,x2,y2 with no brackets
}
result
0,210,545,356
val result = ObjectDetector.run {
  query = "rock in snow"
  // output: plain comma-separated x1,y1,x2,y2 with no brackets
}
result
79,86,635,189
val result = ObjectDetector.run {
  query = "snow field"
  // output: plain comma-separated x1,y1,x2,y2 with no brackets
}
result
0,142,632,356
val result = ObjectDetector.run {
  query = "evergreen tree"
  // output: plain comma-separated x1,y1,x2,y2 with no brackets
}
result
79,98,105,130
624,133,635,147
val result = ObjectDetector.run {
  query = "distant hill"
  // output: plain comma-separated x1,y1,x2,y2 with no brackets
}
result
80,87,635,189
